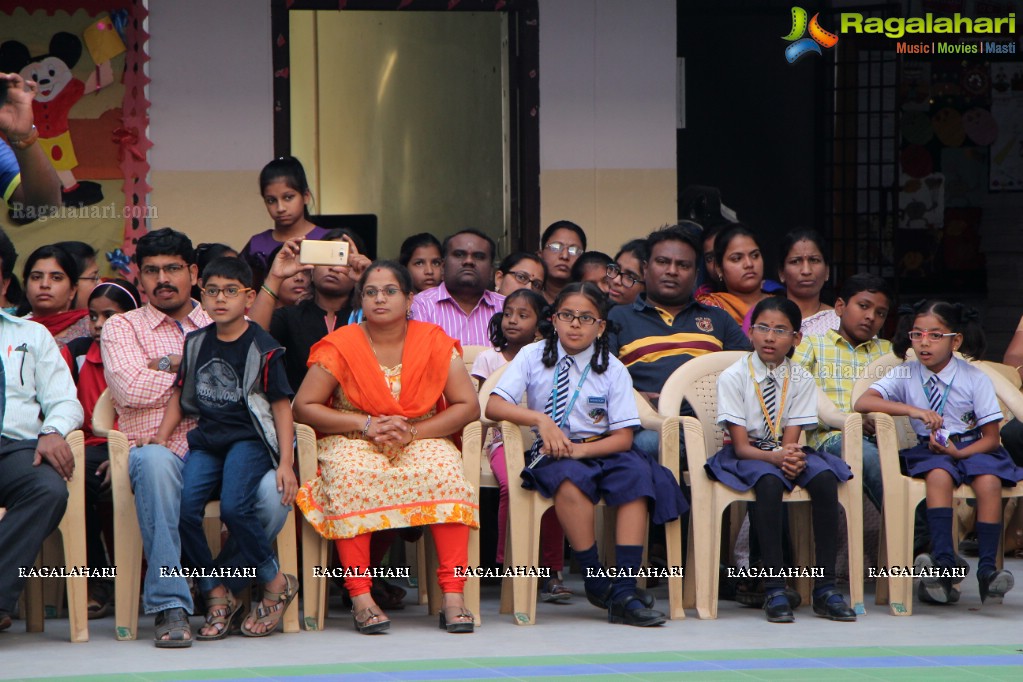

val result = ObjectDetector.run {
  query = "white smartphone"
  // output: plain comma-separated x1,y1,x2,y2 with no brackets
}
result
299,239,350,266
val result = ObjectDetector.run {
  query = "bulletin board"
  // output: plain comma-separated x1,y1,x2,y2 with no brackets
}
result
0,0,150,281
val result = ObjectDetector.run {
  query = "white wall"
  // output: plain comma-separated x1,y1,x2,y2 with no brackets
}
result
537,0,678,252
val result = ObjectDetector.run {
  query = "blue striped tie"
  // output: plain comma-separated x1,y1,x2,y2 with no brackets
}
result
528,356,574,463
927,376,942,414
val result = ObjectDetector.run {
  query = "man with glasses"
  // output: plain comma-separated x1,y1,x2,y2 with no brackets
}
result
608,224,749,458
101,228,291,647
412,229,503,346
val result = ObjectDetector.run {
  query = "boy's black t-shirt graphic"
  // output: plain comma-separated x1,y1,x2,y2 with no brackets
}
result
185,324,291,454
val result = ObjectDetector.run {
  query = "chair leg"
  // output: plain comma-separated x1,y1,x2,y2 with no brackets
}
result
875,518,889,606
300,518,325,631
664,516,685,619
416,540,429,606
276,508,300,633
695,496,726,619
60,510,89,642
510,502,543,625
883,485,920,615
113,504,143,640
788,502,814,604
839,487,865,615
499,531,513,614
683,514,696,610
466,525,482,626
40,534,64,619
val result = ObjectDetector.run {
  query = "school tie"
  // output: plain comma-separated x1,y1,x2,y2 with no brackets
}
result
528,355,574,463
762,372,777,439
549,355,574,427
927,375,943,414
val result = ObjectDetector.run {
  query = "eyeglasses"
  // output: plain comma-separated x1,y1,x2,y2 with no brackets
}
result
506,270,544,291
545,242,582,257
750,324,798,337
362,286,403,299
554,311,600,326
141,263,186,277
908,331,958,341
605,264,640,288
201,285,251,299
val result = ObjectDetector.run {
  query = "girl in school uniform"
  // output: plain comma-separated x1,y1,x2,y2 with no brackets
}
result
706,297,856,623
855,301,1023,605
486,282,686,627
472,289,572,602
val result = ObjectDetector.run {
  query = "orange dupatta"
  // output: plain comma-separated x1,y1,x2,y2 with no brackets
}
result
695,291,749,326
307,320,461,418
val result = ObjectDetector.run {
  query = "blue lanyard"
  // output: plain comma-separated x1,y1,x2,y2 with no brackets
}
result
920,371,953,416
551,361,591,429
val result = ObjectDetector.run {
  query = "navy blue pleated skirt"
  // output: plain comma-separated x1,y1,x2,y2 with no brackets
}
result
704,444,852,492
520,447,688,524
900,442,1023,487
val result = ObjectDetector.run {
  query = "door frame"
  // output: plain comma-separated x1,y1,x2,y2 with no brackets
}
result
270,0,540,252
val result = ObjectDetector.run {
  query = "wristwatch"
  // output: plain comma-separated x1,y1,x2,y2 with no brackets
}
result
158,355,172,372
39,425,62,438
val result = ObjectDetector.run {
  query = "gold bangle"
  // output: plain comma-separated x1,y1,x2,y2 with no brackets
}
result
261,283,279,301
409,425,418,442
7,125,38,151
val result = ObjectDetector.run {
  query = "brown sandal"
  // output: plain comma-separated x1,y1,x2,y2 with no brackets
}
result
196,592,240,641
240,574,298,637
353,605,391,634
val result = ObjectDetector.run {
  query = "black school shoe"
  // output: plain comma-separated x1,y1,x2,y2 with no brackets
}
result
917,581,960,605
811,589,857,621
978,569,1014,605
585,584,654,610
914,552,969,604
607,594,666,627
763,592,794,623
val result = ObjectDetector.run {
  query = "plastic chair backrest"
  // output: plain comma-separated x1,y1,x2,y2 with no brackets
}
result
658,351,747,458
92,388,115,437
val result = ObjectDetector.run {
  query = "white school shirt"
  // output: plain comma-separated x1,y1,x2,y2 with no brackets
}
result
491,340,640,439
869,357,1001,438
471,347,507,381
716,353,818,440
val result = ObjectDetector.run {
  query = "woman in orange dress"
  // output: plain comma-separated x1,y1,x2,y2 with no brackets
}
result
697,223,773,331
295,261,480,635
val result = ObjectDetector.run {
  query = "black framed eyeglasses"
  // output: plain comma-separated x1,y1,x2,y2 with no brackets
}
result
605,263,640,288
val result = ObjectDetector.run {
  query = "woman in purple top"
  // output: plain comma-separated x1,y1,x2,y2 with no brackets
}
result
240,156,328,287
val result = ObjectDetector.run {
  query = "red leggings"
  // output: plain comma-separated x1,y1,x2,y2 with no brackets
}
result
335,523,470,597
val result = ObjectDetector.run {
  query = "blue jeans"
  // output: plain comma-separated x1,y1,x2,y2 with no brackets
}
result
821,434,882,511
634,428,687,464
129,444,291,614
179,441,278,595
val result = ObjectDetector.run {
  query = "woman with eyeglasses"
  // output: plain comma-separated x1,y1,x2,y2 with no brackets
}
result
295,261,480,635
607,240,647,306
493,252,546,296
18,243,91,346
538,220,587,304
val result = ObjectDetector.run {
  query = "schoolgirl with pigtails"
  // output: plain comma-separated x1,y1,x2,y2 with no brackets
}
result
856,300,1023,606
486,281,687,627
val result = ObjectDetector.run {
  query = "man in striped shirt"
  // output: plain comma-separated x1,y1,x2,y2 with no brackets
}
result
0,298,83,632
411,229,504,347
101,228,291,647
608,225,749,457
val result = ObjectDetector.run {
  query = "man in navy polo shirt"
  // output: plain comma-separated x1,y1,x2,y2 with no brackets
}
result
608,224,750,457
